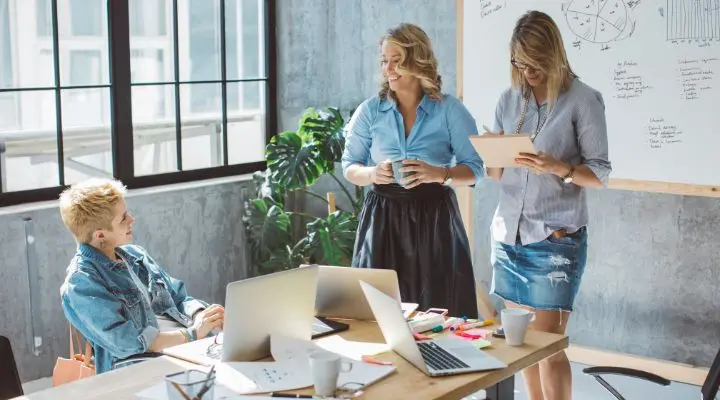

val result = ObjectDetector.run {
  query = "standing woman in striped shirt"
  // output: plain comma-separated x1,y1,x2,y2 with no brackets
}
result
486,11,611,400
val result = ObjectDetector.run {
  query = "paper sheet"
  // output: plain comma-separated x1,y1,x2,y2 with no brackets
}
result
218,361,312,394
270,334,396,388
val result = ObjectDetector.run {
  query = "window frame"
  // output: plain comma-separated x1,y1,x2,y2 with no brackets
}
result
0,0,276,207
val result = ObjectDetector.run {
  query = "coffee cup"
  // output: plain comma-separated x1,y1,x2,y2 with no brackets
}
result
501,308,536,346
391,159,417,186
309,351,353,396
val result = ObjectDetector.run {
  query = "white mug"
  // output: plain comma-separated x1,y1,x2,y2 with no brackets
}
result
309,351,353,396
501,308,536,346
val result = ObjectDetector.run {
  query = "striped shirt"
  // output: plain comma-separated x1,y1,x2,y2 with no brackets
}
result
491,78,611,245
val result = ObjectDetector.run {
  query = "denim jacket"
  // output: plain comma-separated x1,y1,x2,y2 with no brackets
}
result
60,243,207,374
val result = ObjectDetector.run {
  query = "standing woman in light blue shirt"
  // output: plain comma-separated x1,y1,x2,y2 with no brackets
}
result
486,11,611,400
341,23,484,319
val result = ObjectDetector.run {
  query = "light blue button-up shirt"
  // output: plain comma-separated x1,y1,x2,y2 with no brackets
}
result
341,94,484,182
492,78,612,245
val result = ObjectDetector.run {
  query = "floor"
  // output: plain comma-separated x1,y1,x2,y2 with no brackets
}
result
465,362,700,400
23,362,700,399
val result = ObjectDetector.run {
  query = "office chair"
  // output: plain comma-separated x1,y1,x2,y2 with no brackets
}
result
583,347,720,400
0,336,23,400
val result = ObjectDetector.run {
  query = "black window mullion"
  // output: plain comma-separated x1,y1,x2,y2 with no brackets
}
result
219,0,228,166
50,0,64,186
108,0,134,181
172,0,182,171
264,0,277,143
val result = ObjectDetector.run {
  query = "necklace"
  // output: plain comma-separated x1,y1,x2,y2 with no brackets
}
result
514,90,553,141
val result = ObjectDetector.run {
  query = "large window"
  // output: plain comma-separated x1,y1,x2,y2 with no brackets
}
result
0,0,275,206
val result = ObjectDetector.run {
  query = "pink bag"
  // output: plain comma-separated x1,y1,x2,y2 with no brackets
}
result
52,324,95,386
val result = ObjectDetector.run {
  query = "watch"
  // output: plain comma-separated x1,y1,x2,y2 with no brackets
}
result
561,166,575,184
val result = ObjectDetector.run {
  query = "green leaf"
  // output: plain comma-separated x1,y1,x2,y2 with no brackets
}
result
251,170,286,207
242,198,293,264
266,131,323,189
258,244,306,274
301,108,346,168
302,211,358,266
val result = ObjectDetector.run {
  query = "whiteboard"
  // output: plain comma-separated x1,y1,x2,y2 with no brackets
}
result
461,0,720,192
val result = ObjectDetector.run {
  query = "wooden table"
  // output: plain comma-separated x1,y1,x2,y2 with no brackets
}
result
14,320,567,400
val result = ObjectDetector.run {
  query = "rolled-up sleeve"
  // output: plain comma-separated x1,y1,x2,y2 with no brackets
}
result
61,271,158,360
341,99,374,176
447,99,484,182
577,90,612,186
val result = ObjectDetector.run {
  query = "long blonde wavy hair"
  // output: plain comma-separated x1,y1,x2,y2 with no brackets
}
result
378,23,443,101
510,11,577,106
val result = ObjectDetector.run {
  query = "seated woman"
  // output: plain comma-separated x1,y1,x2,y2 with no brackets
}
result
59,178,224,374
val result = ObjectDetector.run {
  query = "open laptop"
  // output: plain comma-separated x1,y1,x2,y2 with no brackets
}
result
310,265,402,320
359,280,507,377
164,266,320,364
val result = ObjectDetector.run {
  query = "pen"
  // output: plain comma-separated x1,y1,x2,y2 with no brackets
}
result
270,393,313,398
362,354,394,366
482,124,494,134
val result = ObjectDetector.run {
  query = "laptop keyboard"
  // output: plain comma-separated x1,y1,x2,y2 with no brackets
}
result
417,342,470,370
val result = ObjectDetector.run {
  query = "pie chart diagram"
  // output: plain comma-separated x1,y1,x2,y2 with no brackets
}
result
565,0,630,43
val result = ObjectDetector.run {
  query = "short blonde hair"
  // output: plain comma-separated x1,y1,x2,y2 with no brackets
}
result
379,23,443,101
58,178,127,243
510,11,577,106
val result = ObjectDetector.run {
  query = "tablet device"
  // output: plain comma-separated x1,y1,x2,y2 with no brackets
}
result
470,134,537,168
311,316,350,339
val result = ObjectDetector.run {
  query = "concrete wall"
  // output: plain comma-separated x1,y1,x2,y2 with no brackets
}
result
1,0,718,384
278,0,720,368
0,179,252,381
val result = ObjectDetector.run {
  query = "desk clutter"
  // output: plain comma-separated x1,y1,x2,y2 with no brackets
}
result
136,334,394,399
135,266,512,399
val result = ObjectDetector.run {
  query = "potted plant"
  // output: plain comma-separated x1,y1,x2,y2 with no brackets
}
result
242,107,364,275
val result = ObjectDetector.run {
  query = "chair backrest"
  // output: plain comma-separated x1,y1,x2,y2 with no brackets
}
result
702,346,720,400
0,336,23,400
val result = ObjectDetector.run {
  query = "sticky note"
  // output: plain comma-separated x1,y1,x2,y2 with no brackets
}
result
472,339,492,349
464,329,491,338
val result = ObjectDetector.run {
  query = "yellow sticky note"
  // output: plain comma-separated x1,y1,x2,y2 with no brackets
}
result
472,339,492,349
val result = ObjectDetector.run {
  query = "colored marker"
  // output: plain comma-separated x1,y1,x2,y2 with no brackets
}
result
430,317,460,333
456,319,494,331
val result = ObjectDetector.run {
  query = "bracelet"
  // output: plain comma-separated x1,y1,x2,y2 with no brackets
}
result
441,167,451,184
186,327,197,342
179,329,190,343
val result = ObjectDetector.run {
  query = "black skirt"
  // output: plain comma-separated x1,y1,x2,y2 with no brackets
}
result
351,183,478,319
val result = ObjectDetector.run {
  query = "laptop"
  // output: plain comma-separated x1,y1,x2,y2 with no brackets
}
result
310,265,402,320
164,266,320,364
359,280,507,377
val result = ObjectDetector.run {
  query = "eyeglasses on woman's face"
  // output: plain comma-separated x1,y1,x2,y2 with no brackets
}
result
510,58,537,72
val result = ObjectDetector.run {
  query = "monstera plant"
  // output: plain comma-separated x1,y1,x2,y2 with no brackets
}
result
242,107,364,275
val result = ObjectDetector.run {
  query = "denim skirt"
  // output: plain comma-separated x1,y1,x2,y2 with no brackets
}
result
490,227,588,312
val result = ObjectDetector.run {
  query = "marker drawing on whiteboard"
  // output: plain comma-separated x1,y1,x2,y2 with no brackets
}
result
612,59,652,100
666,0,720,45
676,57,717,101
478,0,507,19
563,0,637,50
647,117,683,149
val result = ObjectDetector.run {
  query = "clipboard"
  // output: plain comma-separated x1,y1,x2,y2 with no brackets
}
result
470,134,537,168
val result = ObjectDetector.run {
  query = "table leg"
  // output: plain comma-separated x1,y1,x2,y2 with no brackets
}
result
485,375,515,400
